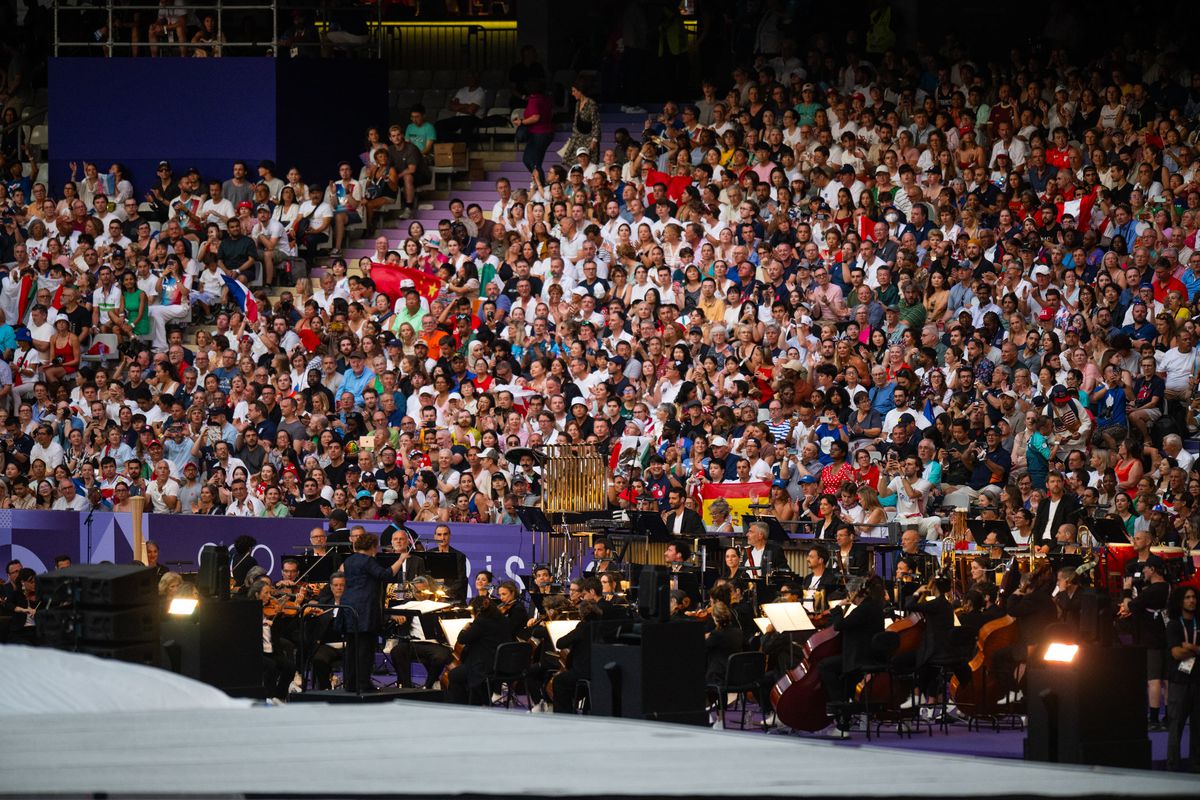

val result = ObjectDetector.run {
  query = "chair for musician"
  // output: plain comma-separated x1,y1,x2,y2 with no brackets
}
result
853,630,904,740
919,627,977,735
486,641,534,709
708,652,768,730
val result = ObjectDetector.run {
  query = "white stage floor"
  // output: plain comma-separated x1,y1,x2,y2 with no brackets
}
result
4,702,1198,798
1,646,1194,798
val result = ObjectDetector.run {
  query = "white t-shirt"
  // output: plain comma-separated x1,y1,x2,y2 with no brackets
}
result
1155,347,1199,394
889,475,932,518
145,478,181,514
297,200,333,233
201,198,236,229
451,86,486,117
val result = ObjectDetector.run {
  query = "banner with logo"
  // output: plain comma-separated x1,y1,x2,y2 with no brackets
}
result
1,511,531,588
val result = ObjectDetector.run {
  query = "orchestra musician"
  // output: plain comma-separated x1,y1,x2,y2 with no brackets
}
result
956,585,1004,639
387,575,454,690
760,582,806,704
1052,566,1091,633
307,527,331,557
997,565,1057,705
497,579,530,636
327,509,352,548
254,576,298,699
431,524,468,602
231,535,260,585
591,537,619,573
599,571,625,604
742,520,785,578
899,576,956,709
338,531,410,693
834,527,869,577
897,527,936,579
144,541,169,580
704,601,743,691
445,595,512,705
817,576,887,737
308,573,346,690
802,544,844,600
1030,472,1081,549
665,540,692,571
386,528,426,582
720,547,744,580
663,487,706,537
474,570,495,599
525,593,572,713
549,599,603,713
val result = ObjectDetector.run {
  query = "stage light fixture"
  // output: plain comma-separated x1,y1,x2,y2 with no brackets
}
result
1043,642,1079,663
168,597,199,616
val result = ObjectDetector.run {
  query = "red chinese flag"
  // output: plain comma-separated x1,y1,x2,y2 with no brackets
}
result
371,262,442,304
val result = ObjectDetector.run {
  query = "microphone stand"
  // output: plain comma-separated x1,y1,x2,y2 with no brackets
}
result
83,501,98,563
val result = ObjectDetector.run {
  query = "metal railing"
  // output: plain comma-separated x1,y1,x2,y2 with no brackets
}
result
52,2,517,64
53,1,280,56
374,21,518,69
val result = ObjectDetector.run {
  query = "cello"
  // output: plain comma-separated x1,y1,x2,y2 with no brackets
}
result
770,623,842,732
948,614,1018,715
855,612,925,711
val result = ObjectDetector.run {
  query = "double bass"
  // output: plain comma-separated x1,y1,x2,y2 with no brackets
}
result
854,612,925,711
948,614,1018,715
770,624,842,732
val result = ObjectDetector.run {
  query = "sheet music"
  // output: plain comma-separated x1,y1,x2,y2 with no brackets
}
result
439,617,471,648
545,619,580,648
390,600,452,613
761,602,815,632
753,617,771,635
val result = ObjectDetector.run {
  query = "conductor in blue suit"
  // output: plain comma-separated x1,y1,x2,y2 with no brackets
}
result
337,529,408,692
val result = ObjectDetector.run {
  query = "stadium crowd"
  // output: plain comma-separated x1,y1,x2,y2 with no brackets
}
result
0,44,1198,538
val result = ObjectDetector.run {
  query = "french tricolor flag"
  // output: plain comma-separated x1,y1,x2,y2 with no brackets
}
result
221,274,259,323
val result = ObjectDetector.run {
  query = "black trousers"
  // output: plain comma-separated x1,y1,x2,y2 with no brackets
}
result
1167,681,1200,769
550,669,581,713
817,655,861,705
262,650,296,699
344,632,377,693
389,640,453,688
445,664,487,705
310,644,343,690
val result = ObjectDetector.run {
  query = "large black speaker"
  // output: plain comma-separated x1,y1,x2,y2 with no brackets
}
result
38,564,160,667
590,621,707,726
637,566,671,622
40,564,157,606
39,606,159,643
161,598,260,697
1024,644,1149,769
198,545,230,600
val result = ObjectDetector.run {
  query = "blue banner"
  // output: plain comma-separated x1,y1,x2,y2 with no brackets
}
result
0,511,531,586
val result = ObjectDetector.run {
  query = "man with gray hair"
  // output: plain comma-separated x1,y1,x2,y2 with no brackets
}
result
1161,434,1196,473
744,520,786,576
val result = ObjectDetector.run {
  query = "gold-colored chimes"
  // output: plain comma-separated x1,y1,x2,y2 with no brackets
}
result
540,443,608,513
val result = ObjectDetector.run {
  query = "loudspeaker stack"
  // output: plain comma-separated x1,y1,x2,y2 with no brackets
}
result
38,564,160,666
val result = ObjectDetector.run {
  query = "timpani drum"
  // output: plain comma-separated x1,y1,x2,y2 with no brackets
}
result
1151,545,1187,582
1105,543,1136,596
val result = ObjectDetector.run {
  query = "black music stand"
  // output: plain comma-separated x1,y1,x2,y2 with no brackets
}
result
627,511,673,542
967,520,1015,549
516,506,553,532
423,551,465,598
293,553,339,582
1087,517,1131,545
741,514,791,543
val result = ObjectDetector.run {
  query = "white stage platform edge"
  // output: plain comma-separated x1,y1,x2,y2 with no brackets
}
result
1,646,1194,798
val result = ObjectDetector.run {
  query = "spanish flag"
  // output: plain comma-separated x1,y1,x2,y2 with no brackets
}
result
698,481,772,528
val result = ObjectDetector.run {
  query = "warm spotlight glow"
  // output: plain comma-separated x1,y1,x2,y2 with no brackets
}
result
168,597,199,616
1043,642,1079,663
